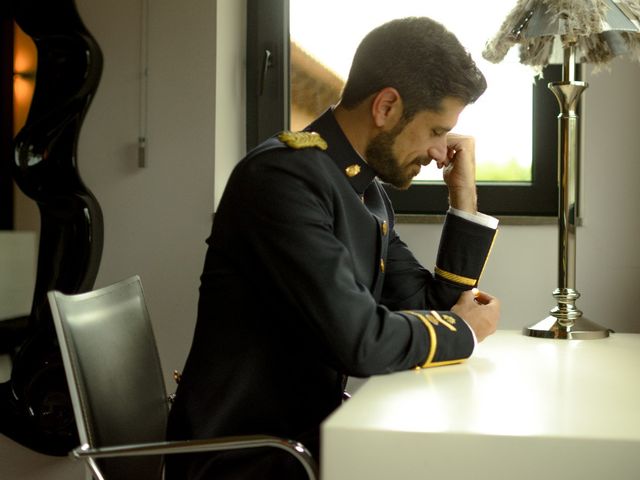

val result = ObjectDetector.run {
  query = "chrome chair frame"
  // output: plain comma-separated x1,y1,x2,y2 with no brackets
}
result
49,275,317,480
75,437,316,480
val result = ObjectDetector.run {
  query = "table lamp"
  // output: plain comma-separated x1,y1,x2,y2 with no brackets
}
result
483,0,640,339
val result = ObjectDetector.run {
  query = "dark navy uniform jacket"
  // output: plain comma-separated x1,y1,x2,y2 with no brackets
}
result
166,109,497,479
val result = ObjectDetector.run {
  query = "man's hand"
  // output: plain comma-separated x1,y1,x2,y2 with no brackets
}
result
428,133,478,214
451,288,500,342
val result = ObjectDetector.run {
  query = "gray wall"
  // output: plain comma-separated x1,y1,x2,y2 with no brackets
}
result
1,0,640,477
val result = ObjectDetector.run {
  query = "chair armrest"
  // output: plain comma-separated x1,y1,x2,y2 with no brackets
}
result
73,435,318,480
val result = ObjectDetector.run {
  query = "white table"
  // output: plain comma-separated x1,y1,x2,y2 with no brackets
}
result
321,330,640,479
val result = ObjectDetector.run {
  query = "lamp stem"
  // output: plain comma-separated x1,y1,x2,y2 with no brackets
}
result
523,42,609,339
556,43,581,296
563,42,576,82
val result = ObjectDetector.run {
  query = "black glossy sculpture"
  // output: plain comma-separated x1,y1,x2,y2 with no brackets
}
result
0,0,103,455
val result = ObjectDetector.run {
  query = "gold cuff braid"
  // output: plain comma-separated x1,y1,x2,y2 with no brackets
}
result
434,266,477,287
403,310,466,369
403,311,437,368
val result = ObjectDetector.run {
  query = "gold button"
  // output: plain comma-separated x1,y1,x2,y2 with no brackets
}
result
345,164,361,177
381,221,388,236
380,258,385,273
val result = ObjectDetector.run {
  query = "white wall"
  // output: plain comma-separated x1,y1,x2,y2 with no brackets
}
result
2,1,640,478
578,59,640,334
76,0,219,386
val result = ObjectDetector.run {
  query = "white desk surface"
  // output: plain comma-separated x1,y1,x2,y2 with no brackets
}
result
321,330,640,480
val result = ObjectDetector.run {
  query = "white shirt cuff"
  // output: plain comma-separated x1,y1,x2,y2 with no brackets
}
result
448,207,499,230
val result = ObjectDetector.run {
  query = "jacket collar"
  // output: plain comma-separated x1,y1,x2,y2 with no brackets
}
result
306,108,377,196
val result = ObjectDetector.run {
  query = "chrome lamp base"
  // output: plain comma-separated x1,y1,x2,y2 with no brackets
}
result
524,288,610,339
523,316,610,339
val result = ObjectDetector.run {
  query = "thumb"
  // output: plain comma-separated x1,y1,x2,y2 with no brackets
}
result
472,288,495,306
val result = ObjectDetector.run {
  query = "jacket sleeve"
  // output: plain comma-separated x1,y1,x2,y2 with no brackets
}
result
225,151,489,376
381,212,498,311
378,213,498,368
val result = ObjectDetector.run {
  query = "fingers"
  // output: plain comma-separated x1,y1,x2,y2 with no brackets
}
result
428,135,476,186
472,288,496,306
451,289,501,343
427,146,447,167
428,145,462,169
447,133,474,151
458,288,477,303
458,289,498,310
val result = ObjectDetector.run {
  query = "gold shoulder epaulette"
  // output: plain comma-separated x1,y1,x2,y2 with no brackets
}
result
278,131,328,151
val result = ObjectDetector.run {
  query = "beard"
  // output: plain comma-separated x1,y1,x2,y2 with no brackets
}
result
364,123,427,190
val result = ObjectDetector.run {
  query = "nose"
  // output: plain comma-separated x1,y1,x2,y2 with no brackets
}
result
427,140,448,166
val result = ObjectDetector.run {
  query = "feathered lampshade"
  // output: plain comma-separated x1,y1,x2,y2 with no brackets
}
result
484,0,640,67
483,0,640,339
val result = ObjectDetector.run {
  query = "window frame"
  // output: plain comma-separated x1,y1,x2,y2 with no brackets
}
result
246,0,290,151
247,0,569,217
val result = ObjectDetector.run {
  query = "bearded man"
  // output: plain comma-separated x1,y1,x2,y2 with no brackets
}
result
167,16,501,480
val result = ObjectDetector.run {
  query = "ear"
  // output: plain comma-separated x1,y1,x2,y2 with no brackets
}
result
371,87,403,129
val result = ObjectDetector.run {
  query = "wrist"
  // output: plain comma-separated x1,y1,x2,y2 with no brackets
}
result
448,187,477,214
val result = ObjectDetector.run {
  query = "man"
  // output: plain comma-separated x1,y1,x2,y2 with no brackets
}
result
167,16,500,479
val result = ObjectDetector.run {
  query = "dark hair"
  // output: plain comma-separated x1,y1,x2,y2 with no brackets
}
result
340,17,487,120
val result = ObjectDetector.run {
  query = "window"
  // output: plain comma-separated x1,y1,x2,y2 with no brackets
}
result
247,0,563,216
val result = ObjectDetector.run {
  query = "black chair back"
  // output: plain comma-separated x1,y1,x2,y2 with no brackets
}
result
49,276,167,480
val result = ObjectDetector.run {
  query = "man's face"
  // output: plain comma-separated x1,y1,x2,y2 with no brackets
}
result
365,97,466,190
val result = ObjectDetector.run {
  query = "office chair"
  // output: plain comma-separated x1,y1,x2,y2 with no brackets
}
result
48,275,318,480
